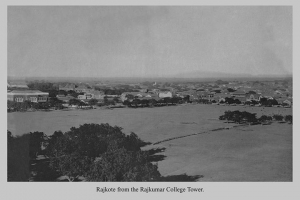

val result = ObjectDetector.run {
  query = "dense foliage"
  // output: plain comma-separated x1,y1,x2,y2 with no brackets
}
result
8,123,161,182
219,110,258,124
27,81,58,91
219,110,292,125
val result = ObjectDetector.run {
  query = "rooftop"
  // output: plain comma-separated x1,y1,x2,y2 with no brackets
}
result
7,90,49,95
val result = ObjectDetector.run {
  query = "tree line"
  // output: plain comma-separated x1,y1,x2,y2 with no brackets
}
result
123,96,188,108
219,110,292,125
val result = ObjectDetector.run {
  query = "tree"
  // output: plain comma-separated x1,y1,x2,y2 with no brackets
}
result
219,110,258,125
183,95,190,103
67,90,81,98
48,97,64,109
86,148,160,182
227,88,236,92
46,123,151,181
88,99,98,106
103,96,108,105
258,115,272,123
225,97,235,104
7,132,31,181
113,97,120,103
233,99,241,104
69,98,82,106
29,131,47,159
273,114,284,121
170,97,180,105
284,115,292,124
140,99,149,107
132,99,140,108
123,100,131,107
148,99,157,107
163,97,171,106
125,94,135,100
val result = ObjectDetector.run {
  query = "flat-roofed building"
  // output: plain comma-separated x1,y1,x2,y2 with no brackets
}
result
7,90,49,102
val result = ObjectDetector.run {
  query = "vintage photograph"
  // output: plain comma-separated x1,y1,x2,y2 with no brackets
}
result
7,6,292,182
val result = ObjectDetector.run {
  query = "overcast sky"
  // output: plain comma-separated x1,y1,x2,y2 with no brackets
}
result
8,6,292,78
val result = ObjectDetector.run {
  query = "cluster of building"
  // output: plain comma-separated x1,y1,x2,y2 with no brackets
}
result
118,80,293,107
7,79,293,107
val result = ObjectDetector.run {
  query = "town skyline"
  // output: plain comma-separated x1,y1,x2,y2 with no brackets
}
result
8,6,292,78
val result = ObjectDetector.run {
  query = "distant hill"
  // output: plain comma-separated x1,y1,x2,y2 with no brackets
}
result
170,70,252,79
170,70,292,79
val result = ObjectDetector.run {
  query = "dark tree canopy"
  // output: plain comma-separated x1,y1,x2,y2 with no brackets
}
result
46,123,159,181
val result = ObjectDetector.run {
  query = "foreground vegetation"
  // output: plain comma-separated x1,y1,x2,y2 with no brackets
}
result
7,124,164,182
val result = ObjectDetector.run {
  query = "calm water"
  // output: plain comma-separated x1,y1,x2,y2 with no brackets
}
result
7,105,292,143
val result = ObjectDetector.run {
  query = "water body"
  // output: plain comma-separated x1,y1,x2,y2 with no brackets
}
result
7,104,292,181
7,104,292,143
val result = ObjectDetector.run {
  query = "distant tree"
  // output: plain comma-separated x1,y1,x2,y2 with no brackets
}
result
132,99,140,108
268,99,278,105
113,97,120,103
273,114,284,121
123,100,131,107
103,96,108,105
27,81,58,91
140,99,149,107
48,97,65,109
219,110,258,125
68,90,81,98
88,99,98,106
250,100,258,105
284,115,292,124
69,99,82,106
170,97,180,105
234,99,241,104
258,115,272,123
227,88,236,92
183,95,190,103
148,99,157,107
125,94,135,100
163,97,172,106
58,90,68,96
225,97,235,104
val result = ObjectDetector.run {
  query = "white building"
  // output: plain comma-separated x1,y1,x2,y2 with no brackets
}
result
158,91,172,98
